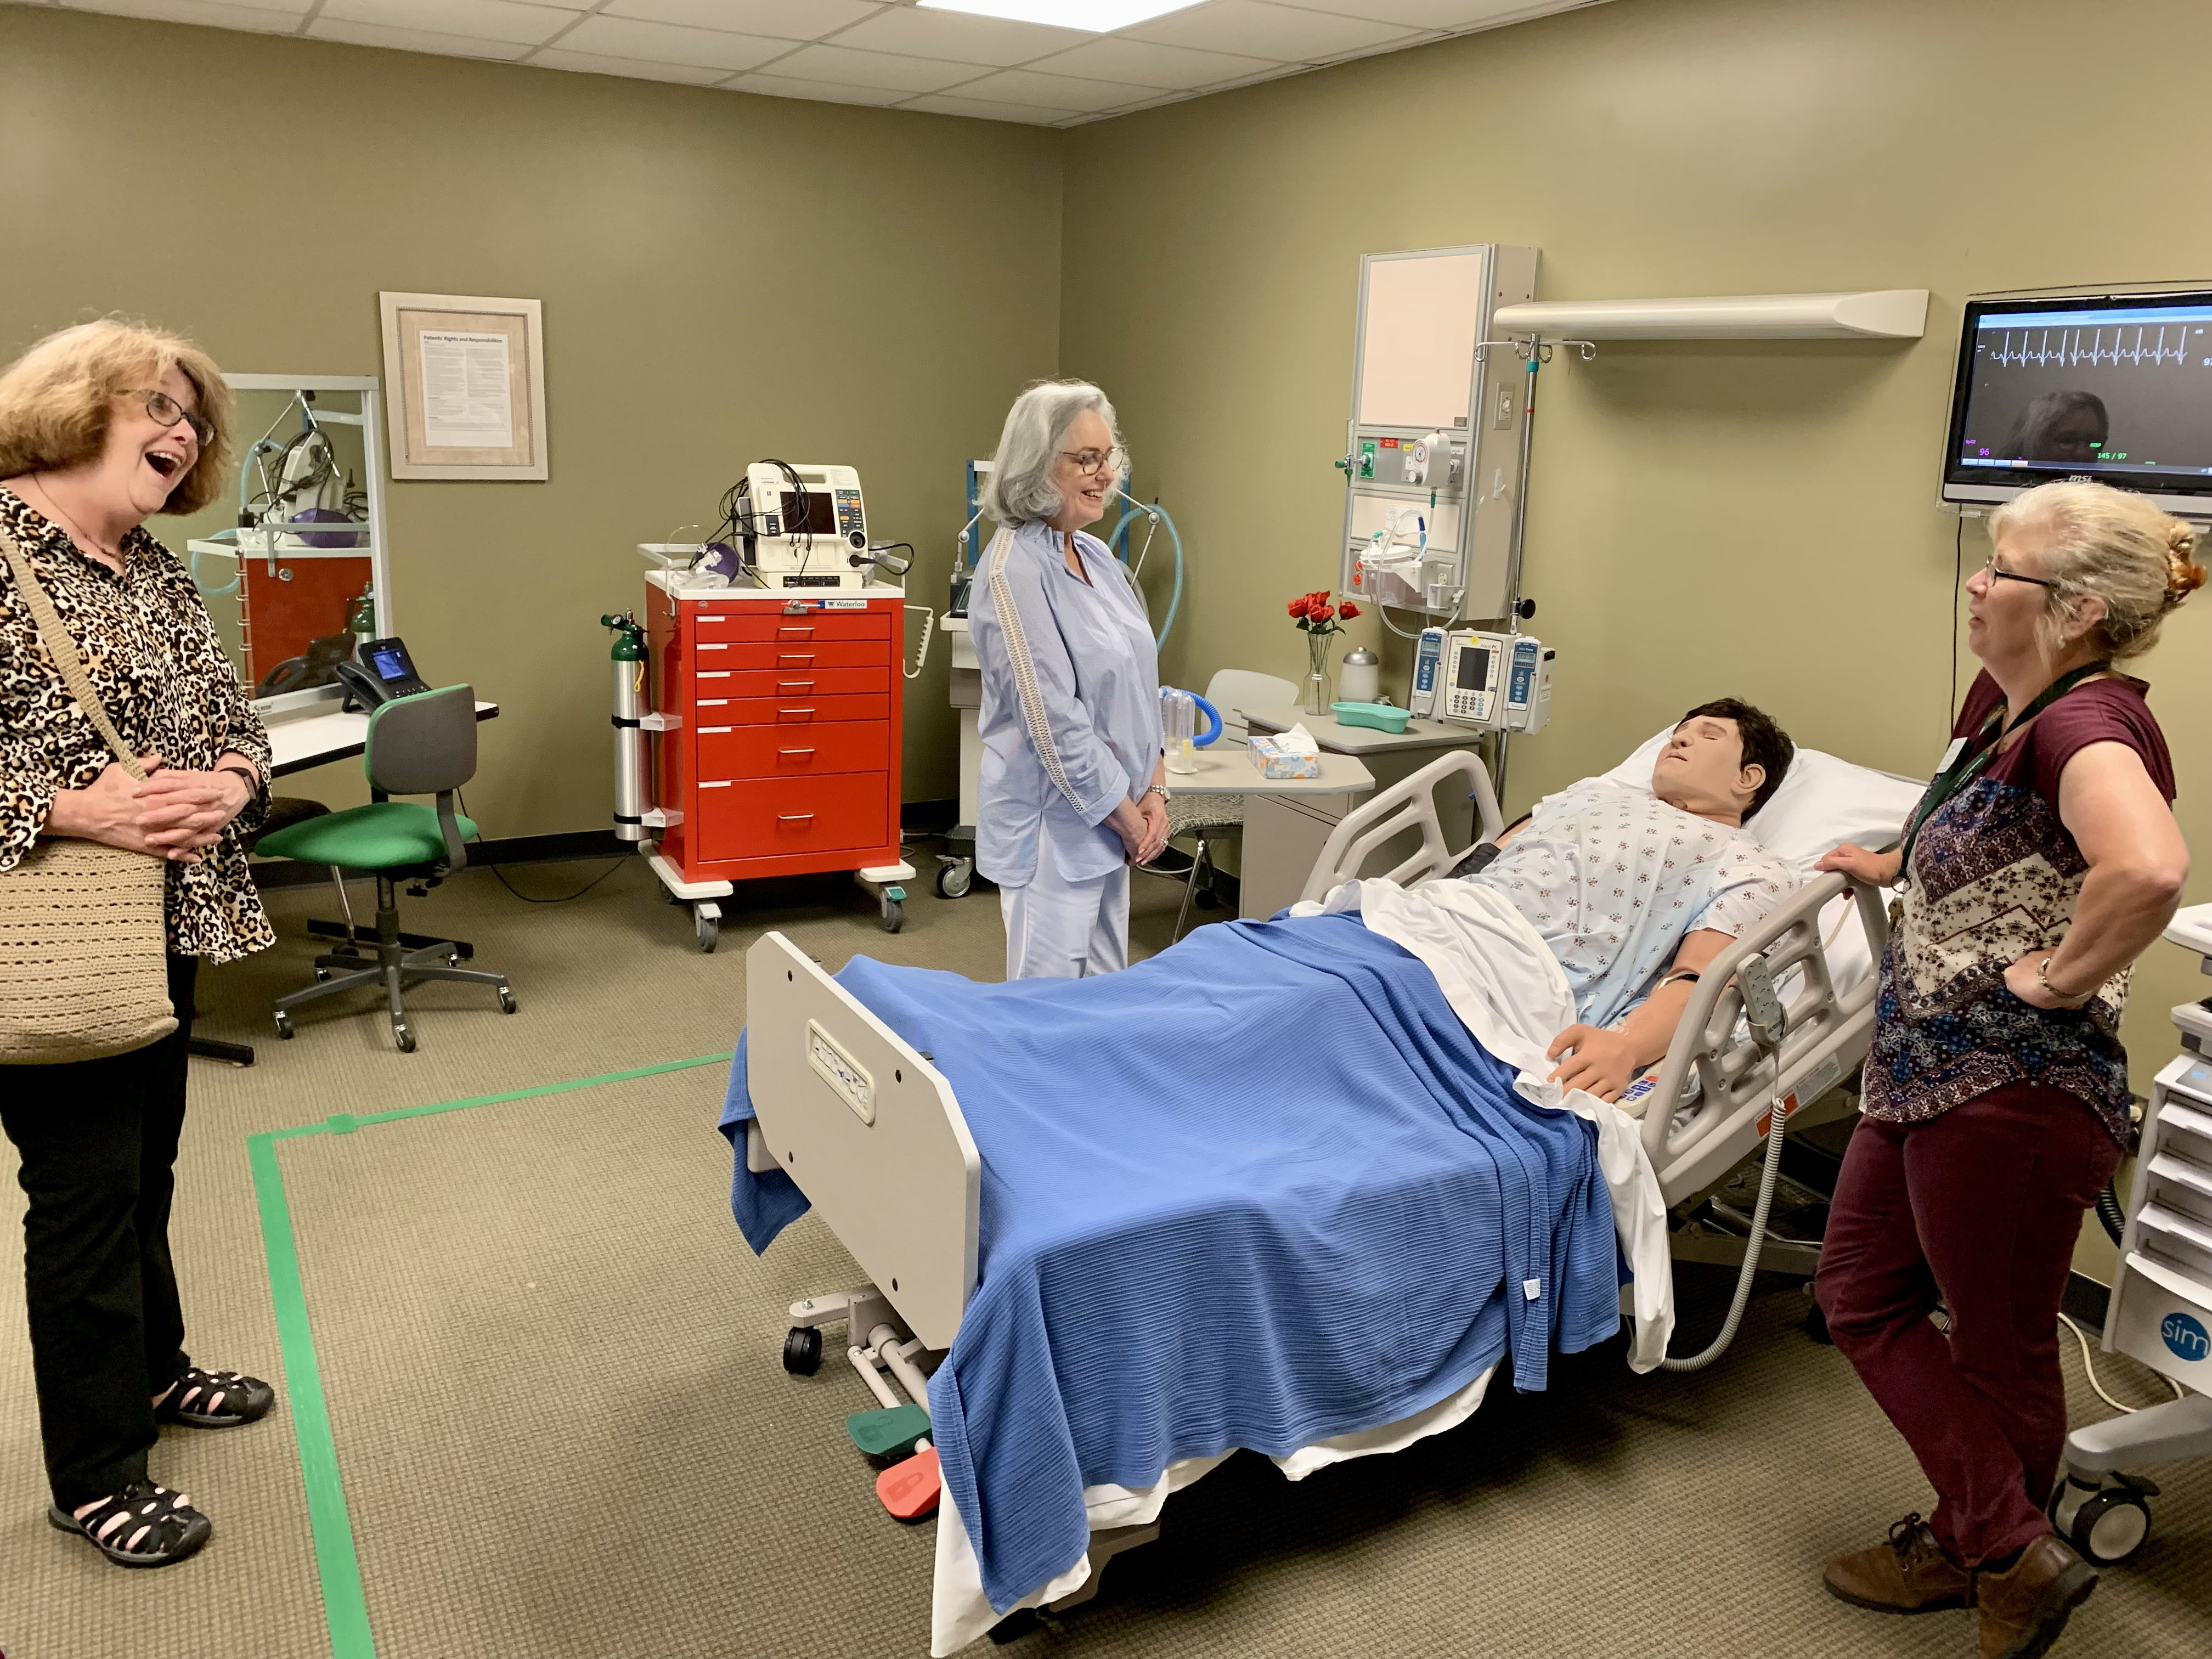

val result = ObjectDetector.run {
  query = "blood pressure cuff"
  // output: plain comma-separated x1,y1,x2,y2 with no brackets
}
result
1448,841,1502,880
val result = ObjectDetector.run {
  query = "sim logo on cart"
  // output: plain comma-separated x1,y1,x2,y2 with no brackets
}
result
2162,1310,2209,1364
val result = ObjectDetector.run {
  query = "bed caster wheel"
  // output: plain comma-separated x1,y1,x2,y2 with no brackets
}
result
498,988,517,1014
936,859,972,900
2052,1476,2155,1566
881,889,905,933
1803,1295,1831,1346
782,1325,822,1376
392,1020,416,1054
696,910,719,953
274,1012,295,1040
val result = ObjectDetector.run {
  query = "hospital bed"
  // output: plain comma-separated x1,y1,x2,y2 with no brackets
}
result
738,735,1922,1649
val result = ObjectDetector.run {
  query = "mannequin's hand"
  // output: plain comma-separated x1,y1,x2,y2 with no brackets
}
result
1545,1024,1641,1103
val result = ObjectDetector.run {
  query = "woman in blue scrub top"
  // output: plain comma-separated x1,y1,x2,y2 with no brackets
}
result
970,381,1168,979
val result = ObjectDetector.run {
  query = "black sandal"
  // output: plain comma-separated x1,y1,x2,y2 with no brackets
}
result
48,1481,212,1568
155,1367,275,1429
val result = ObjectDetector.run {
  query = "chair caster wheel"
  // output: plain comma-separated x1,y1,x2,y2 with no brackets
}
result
1194,888,1221,910
314,967,331,982
392,1022,416,1054
498,988,516,1014
936,859,973,900
274,1012,295,1040
782,1325,822,1375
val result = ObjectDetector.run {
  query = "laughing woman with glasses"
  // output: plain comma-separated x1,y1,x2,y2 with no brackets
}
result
969,380,1167,979
0,319,279,1568
1811,481,2202,1658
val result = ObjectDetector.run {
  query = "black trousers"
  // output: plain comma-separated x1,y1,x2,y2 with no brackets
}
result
1,953,197,1507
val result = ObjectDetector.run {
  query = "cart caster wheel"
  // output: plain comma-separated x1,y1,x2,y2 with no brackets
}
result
696,910,719,953
498,988,517,1014
392,1021,416,1054
274,1012,295,1040
881,893,905,933
2059,1482,2154,1565
782,1325,822,1376
314,967,331,982
936,859,973,900
662,884,684,905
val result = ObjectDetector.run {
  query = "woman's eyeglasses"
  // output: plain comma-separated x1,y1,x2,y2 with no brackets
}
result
1059,447,1126,478
1982,556,2057,591
132,388,215,448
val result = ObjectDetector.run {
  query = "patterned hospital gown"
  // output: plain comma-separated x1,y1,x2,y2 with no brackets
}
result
1469,780,1796,1029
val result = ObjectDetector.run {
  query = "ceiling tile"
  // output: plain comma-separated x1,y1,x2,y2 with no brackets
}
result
306,18,534,58
1124,0,1423,59
61,0,309,29
950,65,1156,112
761,43,990,94
318,0,577,47
1281,0,1590,27
526,46,730,84
1031,35,1284,87
826,5,1088,66
898,92,1070,125
723,72,912,108
557,13,789,71
601,0,879,39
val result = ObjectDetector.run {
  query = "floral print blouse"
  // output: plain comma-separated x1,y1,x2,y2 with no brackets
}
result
1,487,275,963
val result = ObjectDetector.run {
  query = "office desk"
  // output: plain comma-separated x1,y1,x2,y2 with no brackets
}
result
265,700,500,778
1166,746,1375,921
1239,706,1488,860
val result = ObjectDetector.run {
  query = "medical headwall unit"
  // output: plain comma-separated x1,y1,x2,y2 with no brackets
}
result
1340,245,1539,623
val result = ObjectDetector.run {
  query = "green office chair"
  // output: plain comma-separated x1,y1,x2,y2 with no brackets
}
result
255,685,515,1052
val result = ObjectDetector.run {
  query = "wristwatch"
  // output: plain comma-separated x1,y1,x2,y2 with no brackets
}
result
1144,783,1171,802
217,763,268,821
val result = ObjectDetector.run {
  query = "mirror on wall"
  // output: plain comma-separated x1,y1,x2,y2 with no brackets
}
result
162,375,392,709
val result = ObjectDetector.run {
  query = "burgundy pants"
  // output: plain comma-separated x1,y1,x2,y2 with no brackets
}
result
1815,1082,2123,1567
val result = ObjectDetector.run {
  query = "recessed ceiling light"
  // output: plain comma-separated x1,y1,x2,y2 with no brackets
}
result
917,2,1207,32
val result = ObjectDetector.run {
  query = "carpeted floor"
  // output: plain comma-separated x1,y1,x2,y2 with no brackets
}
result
2,852,2205,1659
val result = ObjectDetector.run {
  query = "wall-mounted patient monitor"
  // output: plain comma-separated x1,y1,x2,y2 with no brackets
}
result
1944,288,2212,520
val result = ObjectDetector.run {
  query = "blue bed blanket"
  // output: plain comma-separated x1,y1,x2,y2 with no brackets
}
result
718,913,1622,1611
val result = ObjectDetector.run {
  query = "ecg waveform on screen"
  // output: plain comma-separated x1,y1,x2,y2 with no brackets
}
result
1982,324,2202,369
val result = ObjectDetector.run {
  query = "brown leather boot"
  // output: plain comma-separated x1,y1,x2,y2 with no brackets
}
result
1824,1512,1972,1613
1975,1533,2098,1659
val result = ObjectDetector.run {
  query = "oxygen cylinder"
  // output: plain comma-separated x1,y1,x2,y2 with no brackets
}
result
602,613,652,843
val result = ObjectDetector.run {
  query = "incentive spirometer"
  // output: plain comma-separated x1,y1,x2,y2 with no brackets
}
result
1437,629,1553,734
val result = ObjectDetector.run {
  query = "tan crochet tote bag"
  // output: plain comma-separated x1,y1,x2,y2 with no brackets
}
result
0,526,176,1063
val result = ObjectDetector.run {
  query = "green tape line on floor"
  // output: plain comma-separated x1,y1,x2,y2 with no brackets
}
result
249,1051,735,1659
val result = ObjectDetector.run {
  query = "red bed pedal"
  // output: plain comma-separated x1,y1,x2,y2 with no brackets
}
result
877,1446,941,1521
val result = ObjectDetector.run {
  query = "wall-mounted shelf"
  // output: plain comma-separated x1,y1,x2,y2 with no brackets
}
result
1492,289,1928,340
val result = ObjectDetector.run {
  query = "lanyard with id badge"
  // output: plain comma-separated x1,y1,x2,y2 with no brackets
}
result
1898,661,2112,872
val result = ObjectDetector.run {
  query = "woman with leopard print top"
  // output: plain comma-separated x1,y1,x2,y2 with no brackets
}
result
1,319,281,1568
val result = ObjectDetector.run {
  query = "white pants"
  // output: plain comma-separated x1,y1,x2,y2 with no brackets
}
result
999,833,1130,980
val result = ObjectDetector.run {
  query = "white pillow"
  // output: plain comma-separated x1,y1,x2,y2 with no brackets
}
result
1599,727,1925,877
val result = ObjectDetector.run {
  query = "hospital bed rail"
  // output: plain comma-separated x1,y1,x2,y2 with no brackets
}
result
1296,748,1888,1209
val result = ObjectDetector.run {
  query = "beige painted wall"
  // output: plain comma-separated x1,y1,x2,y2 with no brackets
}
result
1062,0,2212,1113
0,5,1062,832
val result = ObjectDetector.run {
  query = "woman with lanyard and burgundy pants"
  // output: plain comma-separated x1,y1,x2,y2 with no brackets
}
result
1812,481,2202,1658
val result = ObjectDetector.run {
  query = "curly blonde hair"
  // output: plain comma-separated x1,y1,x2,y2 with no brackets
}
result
0,318,233,516
1990,480,2208,662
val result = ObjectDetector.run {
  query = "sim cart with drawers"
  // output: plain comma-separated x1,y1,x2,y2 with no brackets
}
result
638,568,913,951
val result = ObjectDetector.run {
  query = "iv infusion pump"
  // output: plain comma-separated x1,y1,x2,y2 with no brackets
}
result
1438,629,1553,733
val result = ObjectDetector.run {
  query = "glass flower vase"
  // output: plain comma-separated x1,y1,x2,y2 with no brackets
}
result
1302,630,1331,715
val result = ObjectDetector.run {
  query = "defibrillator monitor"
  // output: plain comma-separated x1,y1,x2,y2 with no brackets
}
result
736,461,877,590
1943,289,2212,517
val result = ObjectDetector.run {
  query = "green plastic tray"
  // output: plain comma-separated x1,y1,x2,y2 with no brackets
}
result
1331,701,1410,733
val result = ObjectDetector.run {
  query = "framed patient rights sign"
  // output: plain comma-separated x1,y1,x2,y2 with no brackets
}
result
378,292,548,481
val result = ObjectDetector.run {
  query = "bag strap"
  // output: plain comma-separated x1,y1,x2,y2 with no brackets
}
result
0,523,148,782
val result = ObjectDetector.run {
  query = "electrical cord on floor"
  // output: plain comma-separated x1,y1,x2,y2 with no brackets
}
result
455,789,629,904
2058,1310,2187,1414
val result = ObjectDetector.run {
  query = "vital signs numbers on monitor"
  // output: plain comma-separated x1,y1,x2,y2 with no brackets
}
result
1944,290,2212,516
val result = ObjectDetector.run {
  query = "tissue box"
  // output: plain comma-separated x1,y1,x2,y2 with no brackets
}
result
1249,735,1321,779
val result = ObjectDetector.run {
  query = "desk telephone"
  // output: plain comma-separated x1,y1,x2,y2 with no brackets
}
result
334,636,432,709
